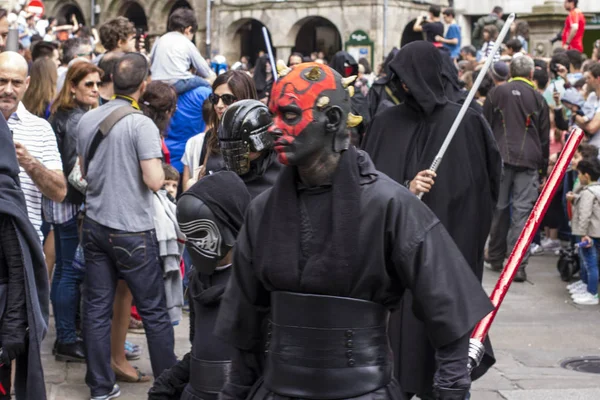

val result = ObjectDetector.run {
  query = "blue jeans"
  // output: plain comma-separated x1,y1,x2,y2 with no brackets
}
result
81,218,177,396
578,238,599,295
172,76,211,95
50,217,84,344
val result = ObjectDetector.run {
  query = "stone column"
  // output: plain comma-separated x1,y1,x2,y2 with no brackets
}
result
276,46,293,65
522,0,567,58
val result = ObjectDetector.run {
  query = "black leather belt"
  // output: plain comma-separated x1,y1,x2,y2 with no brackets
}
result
189,355,231,395
263,292,392,399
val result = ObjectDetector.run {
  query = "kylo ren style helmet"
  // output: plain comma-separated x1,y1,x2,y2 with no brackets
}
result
218,99,274,176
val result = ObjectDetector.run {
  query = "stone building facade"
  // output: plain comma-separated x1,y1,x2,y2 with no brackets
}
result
42,0,449,67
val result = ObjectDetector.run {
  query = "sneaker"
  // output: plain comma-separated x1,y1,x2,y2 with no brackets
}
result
542,239,561,251
573,292,599,305
530,243,544,255
566,281,585,291
90,384,120,400
569,284,588,294
571,286,589,297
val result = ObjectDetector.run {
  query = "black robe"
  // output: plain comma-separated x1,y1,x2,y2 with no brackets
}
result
362,41,502,396
215,149,494,399
0,115,49,400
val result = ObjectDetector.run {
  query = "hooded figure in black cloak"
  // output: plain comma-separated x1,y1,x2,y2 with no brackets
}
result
0,116,49,399
214,62,494,400
362,41,502,399
148,171,252,400
329,51,369,144
366,47,402,123
253,55,274,103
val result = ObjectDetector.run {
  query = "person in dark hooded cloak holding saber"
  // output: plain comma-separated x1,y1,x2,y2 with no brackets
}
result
0,114,49,399
214,61,495,400
362,41,503,400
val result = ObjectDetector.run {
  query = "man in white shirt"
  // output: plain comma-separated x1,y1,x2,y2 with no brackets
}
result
150,7,215,94
0,51,66,241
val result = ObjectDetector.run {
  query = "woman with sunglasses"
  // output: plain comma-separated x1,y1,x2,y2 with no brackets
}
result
184,70,257,188
46,62,103,364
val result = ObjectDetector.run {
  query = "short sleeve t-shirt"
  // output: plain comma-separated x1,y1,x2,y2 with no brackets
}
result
443,24,462,59
562,8,585,52
587,94,600,149
8,102,63,242
423,22,444,44
77,98,163,232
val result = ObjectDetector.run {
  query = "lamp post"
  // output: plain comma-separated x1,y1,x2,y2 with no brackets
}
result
206,0,212,57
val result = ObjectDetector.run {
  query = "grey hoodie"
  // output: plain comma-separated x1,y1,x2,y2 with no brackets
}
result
572,182,600,238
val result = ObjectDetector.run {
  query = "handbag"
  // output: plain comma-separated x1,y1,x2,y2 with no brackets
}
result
68,158,88,194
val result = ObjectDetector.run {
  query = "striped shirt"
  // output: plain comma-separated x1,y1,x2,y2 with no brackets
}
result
8,102,63,242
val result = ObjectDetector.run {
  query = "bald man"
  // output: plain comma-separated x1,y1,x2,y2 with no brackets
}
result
0,51,66,241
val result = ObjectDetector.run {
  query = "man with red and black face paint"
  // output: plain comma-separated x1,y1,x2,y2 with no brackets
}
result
215,62,492,400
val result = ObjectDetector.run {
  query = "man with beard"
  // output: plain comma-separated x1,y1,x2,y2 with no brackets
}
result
0,115,49,399
362,41,502,400
214,62,494,400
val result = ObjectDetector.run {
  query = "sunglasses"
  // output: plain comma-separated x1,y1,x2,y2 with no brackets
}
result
209,93,237,106
84,81,101,88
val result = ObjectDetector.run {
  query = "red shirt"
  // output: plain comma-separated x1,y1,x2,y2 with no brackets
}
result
562,8,585,52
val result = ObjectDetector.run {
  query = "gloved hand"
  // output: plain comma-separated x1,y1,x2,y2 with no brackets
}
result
433,387,470,400
0,338,27,366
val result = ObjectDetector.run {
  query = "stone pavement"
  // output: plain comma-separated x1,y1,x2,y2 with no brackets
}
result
472,253,600,400
41,253,600,399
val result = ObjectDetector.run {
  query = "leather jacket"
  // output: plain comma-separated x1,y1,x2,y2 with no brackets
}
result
50,106,87,205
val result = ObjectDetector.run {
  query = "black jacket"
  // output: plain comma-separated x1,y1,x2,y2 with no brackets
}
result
0,116,49,400
215,149,494,400
484,79,550,173
50,106,87,205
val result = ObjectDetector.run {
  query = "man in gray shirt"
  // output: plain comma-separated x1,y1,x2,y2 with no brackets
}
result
77,53,176,400
150,7,215,94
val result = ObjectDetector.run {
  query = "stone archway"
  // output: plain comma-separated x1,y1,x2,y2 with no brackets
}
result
120,1,148,30
54,2,85,26
168,0,193,16
290,16,342,61
401,19,423,47
227,18,274,67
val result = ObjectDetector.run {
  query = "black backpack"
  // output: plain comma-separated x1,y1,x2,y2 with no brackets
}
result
557,245,580,282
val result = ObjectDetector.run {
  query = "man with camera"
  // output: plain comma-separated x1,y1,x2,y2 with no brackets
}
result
413,5,444,48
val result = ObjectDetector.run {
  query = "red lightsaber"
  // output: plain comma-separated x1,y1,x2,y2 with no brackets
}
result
468,128,585,370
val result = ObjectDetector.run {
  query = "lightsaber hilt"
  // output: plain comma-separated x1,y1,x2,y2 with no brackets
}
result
467,338,485,373
416,13,515,201
471,128,585,346
262,27,278,82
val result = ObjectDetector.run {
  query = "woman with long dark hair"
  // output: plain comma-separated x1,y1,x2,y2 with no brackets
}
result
141,81,178,163
195,70,257,180
47,61,102,363
23,58,57,119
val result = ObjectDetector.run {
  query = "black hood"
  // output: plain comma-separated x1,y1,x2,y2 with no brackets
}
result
389,41,447,115
439,48,465,101
330,51,358,77
382,47,399,78
253,55,271,93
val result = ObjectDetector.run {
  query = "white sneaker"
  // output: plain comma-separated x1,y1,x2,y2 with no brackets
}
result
566,281,585,291
568,281,587,292
571,286,589,297
542,239,561,251
530,244,543,255
541,237,552,247
573,292,599,305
